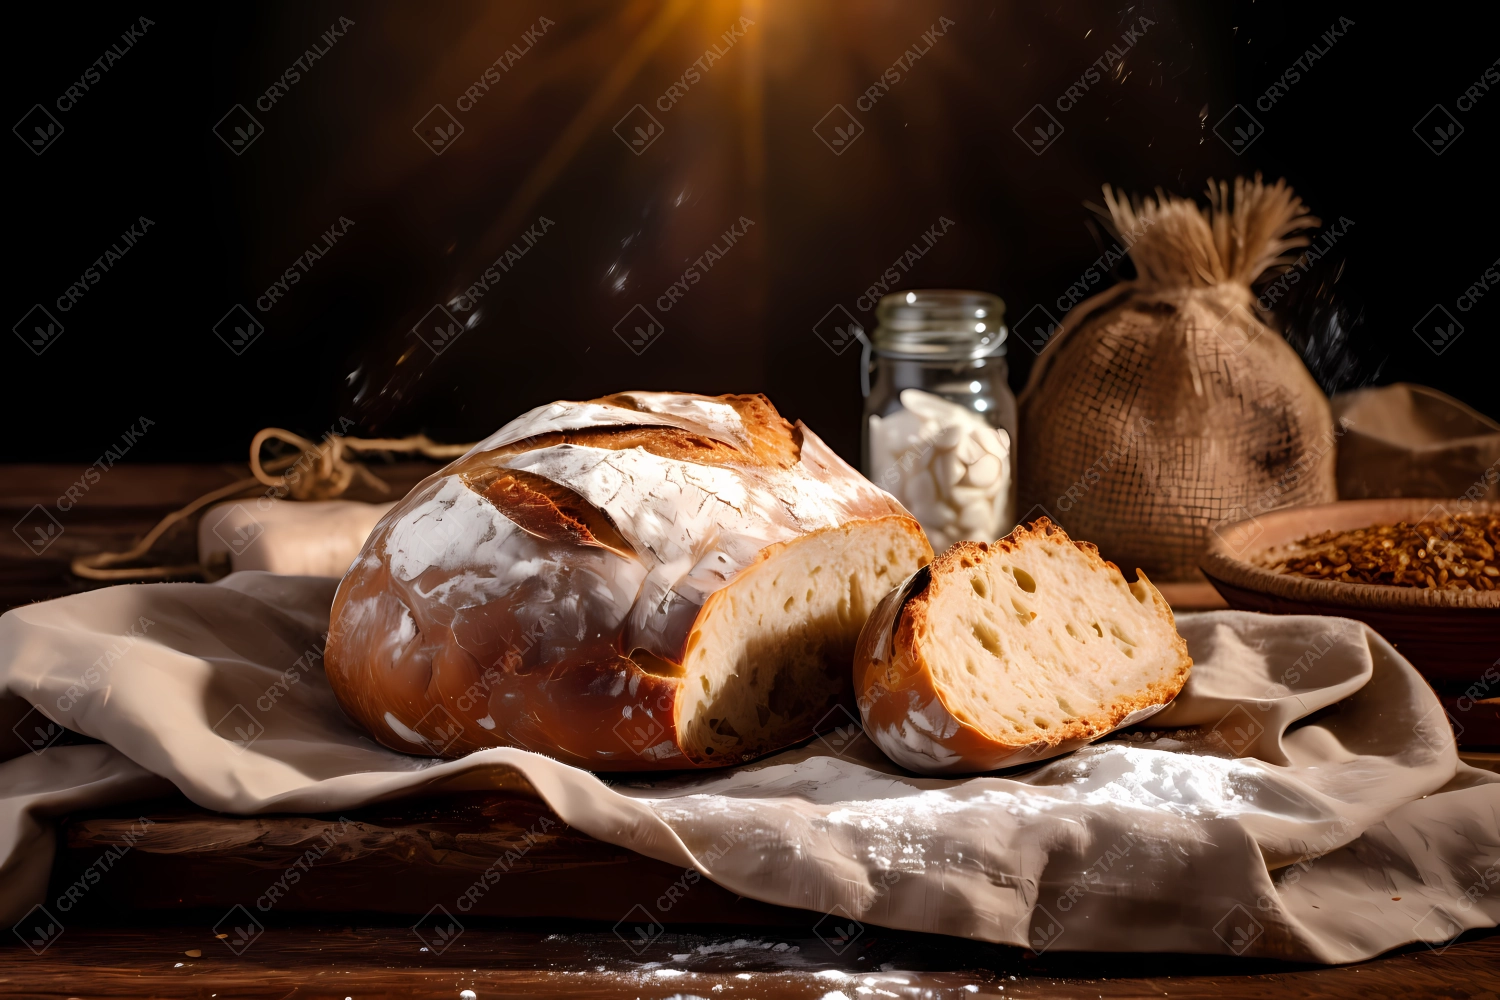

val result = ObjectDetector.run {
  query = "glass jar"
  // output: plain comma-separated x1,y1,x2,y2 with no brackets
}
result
861,289,1018,551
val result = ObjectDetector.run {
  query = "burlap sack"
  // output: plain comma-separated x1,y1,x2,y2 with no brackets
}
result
1019,177,1337,582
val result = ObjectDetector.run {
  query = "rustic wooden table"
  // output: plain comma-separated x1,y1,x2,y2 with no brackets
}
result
3,463,1497,998
5,923,1497,999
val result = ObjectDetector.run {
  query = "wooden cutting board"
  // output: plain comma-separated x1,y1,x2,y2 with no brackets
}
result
53,791,801,926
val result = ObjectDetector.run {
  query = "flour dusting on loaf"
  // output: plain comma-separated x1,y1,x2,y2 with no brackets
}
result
326,392,932,769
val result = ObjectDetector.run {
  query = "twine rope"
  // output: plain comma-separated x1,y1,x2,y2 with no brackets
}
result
70,429,472,581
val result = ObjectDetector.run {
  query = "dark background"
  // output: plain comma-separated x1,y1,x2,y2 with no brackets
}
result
5,1,1496,466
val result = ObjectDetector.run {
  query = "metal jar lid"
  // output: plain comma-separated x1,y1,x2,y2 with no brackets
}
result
873,289,1008,360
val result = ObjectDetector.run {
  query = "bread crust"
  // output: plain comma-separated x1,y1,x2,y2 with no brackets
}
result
325,392,931,770
855,518,1192,774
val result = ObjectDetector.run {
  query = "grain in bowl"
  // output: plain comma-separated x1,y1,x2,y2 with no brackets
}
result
1255,511,1499,591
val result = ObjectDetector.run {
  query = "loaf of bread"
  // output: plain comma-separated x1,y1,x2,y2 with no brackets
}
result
325,392,932,769
854,519,1190,774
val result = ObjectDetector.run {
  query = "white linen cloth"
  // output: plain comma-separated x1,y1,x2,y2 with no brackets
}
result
1,572,1495,962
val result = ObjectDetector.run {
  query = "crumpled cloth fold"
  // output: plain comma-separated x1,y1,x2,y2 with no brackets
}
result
1,572,1495,962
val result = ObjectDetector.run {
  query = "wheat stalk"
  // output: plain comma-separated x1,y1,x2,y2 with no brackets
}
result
1101,174,1319,290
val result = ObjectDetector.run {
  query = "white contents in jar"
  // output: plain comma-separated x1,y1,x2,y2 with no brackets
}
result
868,389,1013,550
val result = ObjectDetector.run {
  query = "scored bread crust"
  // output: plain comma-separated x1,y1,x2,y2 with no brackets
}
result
854,518,1192,775
326,391,932,770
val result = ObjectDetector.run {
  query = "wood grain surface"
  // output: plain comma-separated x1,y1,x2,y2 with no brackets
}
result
52,793,801,925
3,922,1497,999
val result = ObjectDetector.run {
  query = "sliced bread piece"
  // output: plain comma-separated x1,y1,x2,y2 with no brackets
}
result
855,518,1191,774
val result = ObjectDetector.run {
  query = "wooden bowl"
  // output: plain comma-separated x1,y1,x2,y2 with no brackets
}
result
1200,498,1499,687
